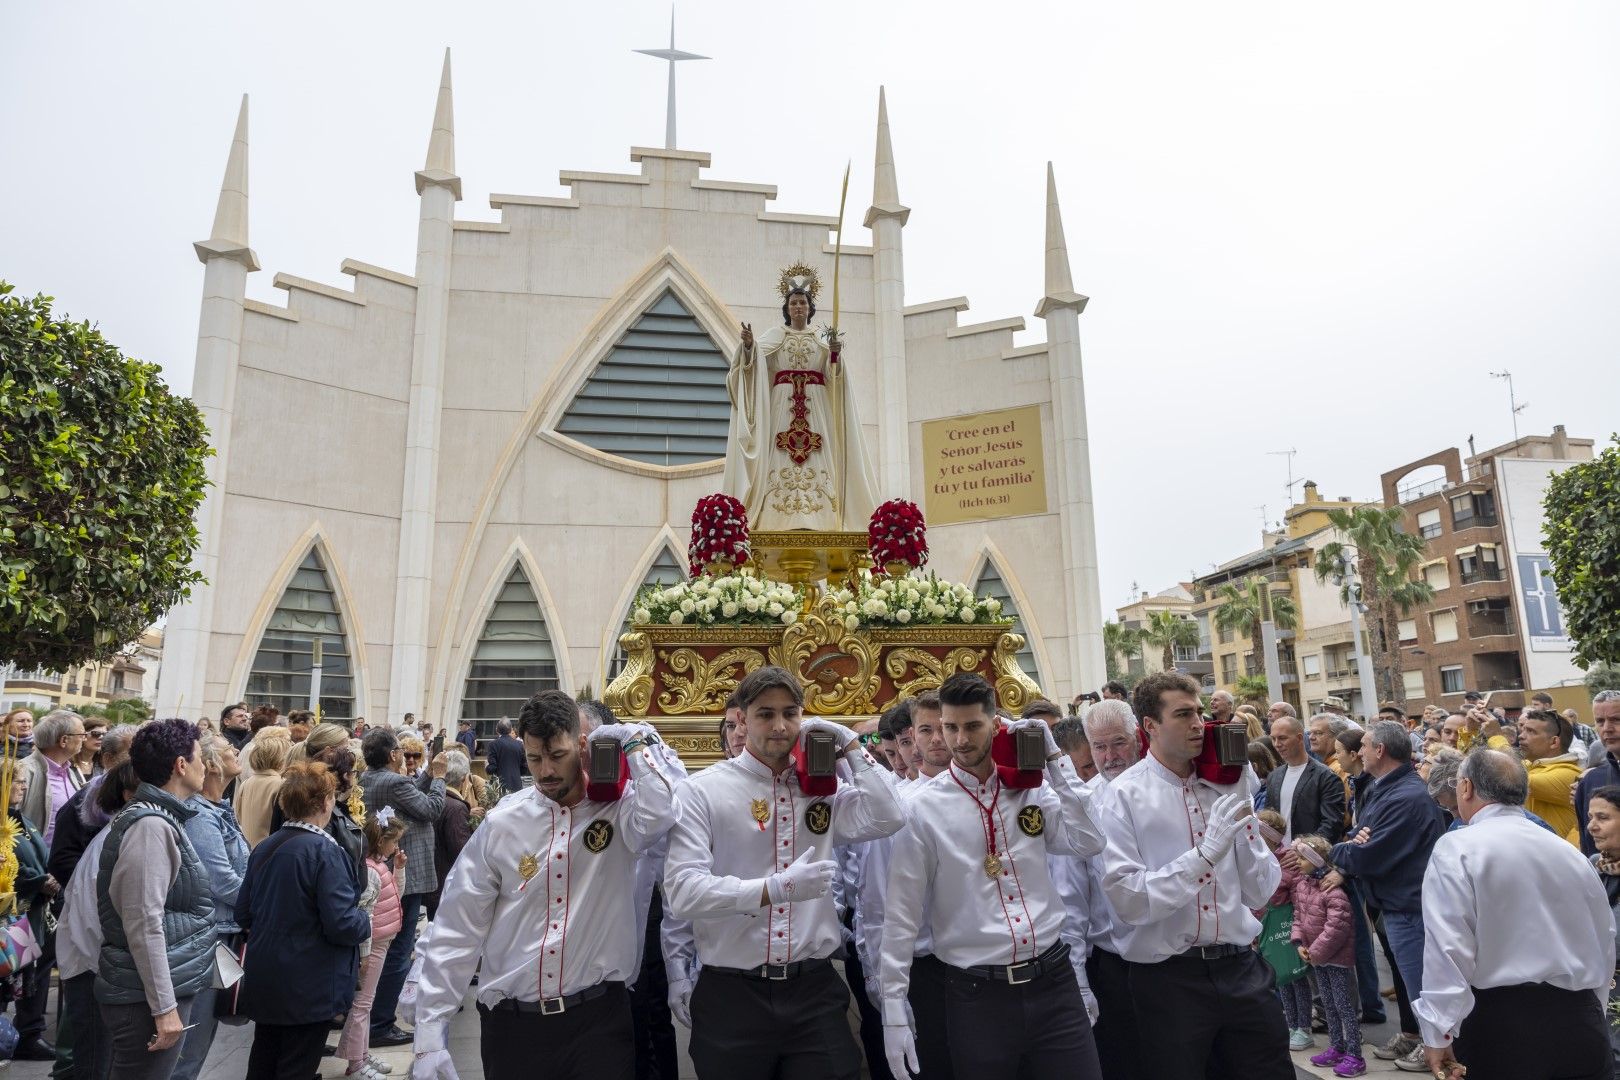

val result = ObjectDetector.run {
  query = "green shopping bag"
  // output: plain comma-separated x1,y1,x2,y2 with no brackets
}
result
1258,903,1308,986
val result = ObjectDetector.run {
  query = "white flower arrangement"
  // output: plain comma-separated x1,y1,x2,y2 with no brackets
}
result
633,574,806,627
826,570,1011,627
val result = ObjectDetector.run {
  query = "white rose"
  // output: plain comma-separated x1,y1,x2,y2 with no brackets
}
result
896,608,912,624
959,607,976,623
633,607,651,623
691,580,708,596
781,610,798,626
722,601,739,618
845,601,858,616
744,597,761,613
748,579,765,595
680,599,696,614
986,598,1002,614
845,615,860,631
767,601,785,617
669,611,685,625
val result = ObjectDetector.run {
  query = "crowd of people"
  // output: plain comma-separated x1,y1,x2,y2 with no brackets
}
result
2,675,1616,1080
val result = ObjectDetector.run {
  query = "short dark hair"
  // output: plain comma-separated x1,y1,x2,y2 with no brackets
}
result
1590,785,1620,816
939,672,997,716
735,666,803,712
278,762,337,820
723,691,741,713
286,709,314,727
1378,704,1404,720
1102,681,1127,698
313,745,357,791
1531,692,1554,707
1021,699,1063,722
518,689,581,744
97,760,140,816
880,701,912,740
578,699,616,732
1052,716,1088,753
912,690,941,715
129,717,201,787
458,717,472,727
219,702,246,722
361,728,399,771
1522,708,1573,752
1132,672,1201,725
1336,728,1364,756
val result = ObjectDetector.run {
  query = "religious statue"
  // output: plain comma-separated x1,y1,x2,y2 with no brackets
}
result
722,264,879,533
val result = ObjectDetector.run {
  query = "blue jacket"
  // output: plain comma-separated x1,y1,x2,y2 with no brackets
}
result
486,734,526,796
1329,763,1446,914
235,825,370,1026
1576,751,1620,857
183,795,250,934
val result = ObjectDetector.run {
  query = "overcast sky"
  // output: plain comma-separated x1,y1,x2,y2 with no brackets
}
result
5,1,1618,617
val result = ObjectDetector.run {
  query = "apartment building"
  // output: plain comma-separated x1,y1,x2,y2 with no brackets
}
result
1114,584,1212,685
0,627,162,713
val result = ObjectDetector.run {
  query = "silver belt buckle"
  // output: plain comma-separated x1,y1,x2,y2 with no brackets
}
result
1196,945,1223,960
539,995,567,1015
1005,960,1038,985
763,963,791,981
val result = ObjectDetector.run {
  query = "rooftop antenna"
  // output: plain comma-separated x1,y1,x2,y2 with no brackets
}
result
1267,448,1301,506
1254,504,1269,532
1488,370,1526,444
634,7,709,150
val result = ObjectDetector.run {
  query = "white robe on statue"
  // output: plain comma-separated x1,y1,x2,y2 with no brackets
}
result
722,324,879,532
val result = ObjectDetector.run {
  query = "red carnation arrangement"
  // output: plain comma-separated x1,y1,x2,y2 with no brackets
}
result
868,499,929,573
688,494,751,577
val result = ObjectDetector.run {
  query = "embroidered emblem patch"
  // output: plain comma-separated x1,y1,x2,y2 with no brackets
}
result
583,819,614,853
1017,805,1045,838
805,801,832,835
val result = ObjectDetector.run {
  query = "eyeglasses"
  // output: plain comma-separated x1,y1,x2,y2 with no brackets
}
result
86,731,104,739
404,753,424,761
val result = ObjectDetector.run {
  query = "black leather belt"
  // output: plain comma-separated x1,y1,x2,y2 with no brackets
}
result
706,957,831,981
482,980,622,1016
1170,942,1248,962
945,941,1070,985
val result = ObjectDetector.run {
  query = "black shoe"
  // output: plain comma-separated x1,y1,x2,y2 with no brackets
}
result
323,1043,337,1056
14,1037,56,1061
1362,1011,1388,1025
370,1026,413,1047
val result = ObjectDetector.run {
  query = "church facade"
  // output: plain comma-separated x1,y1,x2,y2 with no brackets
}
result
155,53,1106,734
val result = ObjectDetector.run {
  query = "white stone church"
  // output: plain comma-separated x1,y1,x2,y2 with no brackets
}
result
156,51,1106,736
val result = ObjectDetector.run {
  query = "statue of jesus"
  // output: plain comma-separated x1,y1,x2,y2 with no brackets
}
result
721,265,879,532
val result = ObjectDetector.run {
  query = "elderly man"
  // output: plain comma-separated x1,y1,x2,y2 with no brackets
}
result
1265,714,1344,843
1416,749,1612,1080
20,709,88,842
49,722,139,887
1573,690,1620,856
1266,700,1297,725
360,726,448,1047
1209,689,1236,726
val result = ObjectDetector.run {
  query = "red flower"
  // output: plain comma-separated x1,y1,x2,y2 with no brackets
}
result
868,500,929,569
689,494,752,577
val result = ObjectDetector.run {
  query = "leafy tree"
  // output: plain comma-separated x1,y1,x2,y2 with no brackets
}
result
1103,620,1144,683
1234,673,1270,706
1313,506,1434,707
1212,575,1298,681
1585,663,1620,697
0,284,210,669
1544,437,1620,668
1140,609,1201,672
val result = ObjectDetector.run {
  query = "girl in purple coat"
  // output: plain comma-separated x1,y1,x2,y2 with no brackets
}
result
1291,834,1363,1077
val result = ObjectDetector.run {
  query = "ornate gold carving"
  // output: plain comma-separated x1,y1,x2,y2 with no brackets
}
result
604,631,655,717
880,646,988,707
656,648,767,715
991,632,1044,712
773,596,881,715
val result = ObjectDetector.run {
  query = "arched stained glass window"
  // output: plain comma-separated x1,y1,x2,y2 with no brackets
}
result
245,549,356,720
607,548,687,682
556,289,731,466
461,565,558,740
973,564,1041,685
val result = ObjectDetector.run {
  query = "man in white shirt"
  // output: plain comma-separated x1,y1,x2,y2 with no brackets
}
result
880,672,1106,1080
664,665,903,1080
1266,714,1345,842
410,690,679,1080
1096,672,1292,1080
1078,697,1142,1080
1416,748,1612,1080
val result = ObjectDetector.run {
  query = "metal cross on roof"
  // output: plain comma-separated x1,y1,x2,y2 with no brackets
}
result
634,9,709,151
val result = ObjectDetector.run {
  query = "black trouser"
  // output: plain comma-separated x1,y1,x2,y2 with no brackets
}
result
1126,948,1294,1080
841,916,894,1080
63,972,108,1080
936,951,1102,1080
244,1019,329,1080
1085,947,1140,1080
477,983,634,1080
688,961,860,1080
14,933,52,1040
908,955,955,1080
1453,982,1609,1080
629,887,679,1080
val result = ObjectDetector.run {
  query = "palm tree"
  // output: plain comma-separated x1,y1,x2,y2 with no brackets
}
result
1312,505,1435,707
1212,575,1299,678
1102,621,1144,683
1234,673,1270,707
1140,609,1201,672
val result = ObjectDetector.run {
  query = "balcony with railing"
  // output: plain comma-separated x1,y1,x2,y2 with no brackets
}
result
1459,566,1504,585
1397,462,1494,504
1468,609,1515,639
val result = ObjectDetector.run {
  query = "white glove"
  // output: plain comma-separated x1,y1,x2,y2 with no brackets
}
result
1197,793,1249,865
884,1022,920,1078
1006,715,1061,759
765,848,839,905
412,1049,461,1080
668,978,693,1028
1080,983,1100,1025
799,716,856,750
593,723,641,747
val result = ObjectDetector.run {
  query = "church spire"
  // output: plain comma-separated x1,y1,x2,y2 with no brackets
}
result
1035,162,1086,317
194,94,258,269
416,48,461,199
864,86,909,228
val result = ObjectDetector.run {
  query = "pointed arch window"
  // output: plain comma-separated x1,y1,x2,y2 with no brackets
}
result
973,564,1041,685
556,289,731,466
608,548,687,681
245,549,355,720
461,566,558,739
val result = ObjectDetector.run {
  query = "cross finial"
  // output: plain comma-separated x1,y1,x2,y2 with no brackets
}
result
634,7,708,150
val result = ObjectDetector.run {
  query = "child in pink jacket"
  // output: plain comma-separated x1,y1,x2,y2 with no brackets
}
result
338,812,408,1079
1290,833,1363,1077
1256,811,1313,1050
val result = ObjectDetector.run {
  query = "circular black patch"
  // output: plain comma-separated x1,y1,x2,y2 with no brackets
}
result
583,819,614,853
805,801,832,835
1017,805,1045,838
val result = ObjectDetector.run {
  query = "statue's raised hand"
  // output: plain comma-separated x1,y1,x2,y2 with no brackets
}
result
740,322,754,351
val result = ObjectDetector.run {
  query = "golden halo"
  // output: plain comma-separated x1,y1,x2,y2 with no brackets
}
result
776,262,823,300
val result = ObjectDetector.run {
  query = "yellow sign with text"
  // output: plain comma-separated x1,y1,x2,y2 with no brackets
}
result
921,405,1047,526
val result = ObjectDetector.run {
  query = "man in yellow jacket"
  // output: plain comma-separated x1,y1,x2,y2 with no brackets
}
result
1518,709,1583,844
